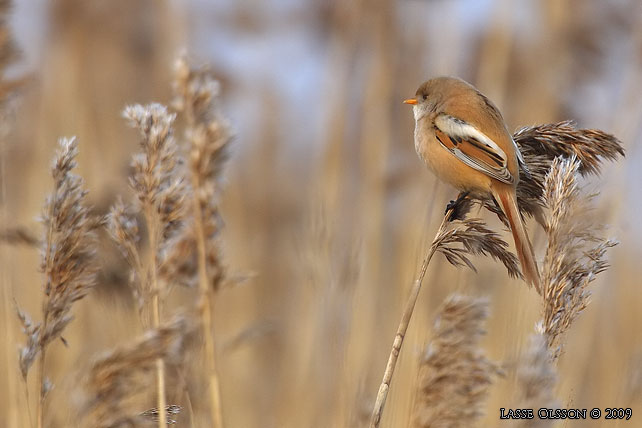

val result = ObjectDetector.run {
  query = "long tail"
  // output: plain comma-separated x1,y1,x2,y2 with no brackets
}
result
492,187,541,293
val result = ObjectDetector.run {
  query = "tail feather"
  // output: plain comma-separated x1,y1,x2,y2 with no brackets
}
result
493,187,541,293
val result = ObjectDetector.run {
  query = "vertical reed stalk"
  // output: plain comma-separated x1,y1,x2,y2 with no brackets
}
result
144,205,167,428
369,213,450,428
191,173,223,428
23,379,33,428
172,57,230,427
116,103,186,427
35,345,46,428
35,173,58,428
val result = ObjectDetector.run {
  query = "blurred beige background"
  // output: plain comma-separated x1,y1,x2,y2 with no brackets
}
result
1,0,641,427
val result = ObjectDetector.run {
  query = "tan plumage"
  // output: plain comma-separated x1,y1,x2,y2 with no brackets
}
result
405,77,541,291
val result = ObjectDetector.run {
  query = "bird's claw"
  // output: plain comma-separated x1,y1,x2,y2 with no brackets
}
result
445,192,470,222
445,200,458,214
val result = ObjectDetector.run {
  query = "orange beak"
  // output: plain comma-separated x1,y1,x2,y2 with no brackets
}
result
403,98,417,105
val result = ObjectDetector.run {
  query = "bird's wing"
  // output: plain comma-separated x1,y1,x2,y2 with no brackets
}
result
433,114,515,184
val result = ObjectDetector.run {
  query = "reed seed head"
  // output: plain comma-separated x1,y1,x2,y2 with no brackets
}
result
510,121,624,224
433,218,521,279
81,316,193,428
17,137,98,381
413,295,501,428
540,155,617,358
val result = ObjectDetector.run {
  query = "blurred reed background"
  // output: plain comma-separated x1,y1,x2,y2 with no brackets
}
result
1,0,641,427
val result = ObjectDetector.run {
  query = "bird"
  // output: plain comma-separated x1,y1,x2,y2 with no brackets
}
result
404,76,541,292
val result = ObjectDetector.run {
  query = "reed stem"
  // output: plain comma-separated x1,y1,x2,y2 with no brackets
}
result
191,174,224,428
369,210,451,428
145,205,167,428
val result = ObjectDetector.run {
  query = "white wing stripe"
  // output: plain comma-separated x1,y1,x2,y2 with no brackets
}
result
435,115,508,164
434,114,515,184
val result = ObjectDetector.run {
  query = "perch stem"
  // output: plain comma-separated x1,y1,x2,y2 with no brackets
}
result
369,210,452,428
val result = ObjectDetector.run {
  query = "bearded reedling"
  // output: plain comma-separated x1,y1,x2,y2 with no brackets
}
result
404,77,540,291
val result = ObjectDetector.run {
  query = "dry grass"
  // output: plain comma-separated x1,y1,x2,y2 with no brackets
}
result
412,295,501,428
170,55,231,428
539,156,617,359
16,137,98,428
108,103,187,427
1,2,640,428
80,316,193,428
101,61,232,427
431,218,521,279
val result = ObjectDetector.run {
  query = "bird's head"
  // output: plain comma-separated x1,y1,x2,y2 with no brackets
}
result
404,77,470,121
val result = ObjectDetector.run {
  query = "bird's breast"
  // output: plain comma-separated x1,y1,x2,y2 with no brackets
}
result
413,120,493,194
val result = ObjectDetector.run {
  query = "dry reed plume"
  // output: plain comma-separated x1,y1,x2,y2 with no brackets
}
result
510,122,624,226
108,103,186,427
412,295,501,428
500,155,616,427
169,55,232,428
539,155,617,359
80,316,193,427
103,57,232,427
17,137,98,428
431,218,520,279
108,104,186,310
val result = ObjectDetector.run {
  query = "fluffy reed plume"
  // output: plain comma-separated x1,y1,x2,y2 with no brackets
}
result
432,218,521,279
108,104,185,310
81,316,192,428
515,121,624,174
121,104,186,268
539,156,617,359
507,121,624,225
164,55,230,290
508,334,558,428
107,104,186,427
413,295,501,428
369,211,516,427
169,55,232,428
16,137,97,428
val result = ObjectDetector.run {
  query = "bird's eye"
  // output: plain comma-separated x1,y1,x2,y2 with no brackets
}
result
422,94,428,100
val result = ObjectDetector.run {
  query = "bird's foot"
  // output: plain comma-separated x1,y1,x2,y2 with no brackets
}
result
445,191,471,221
